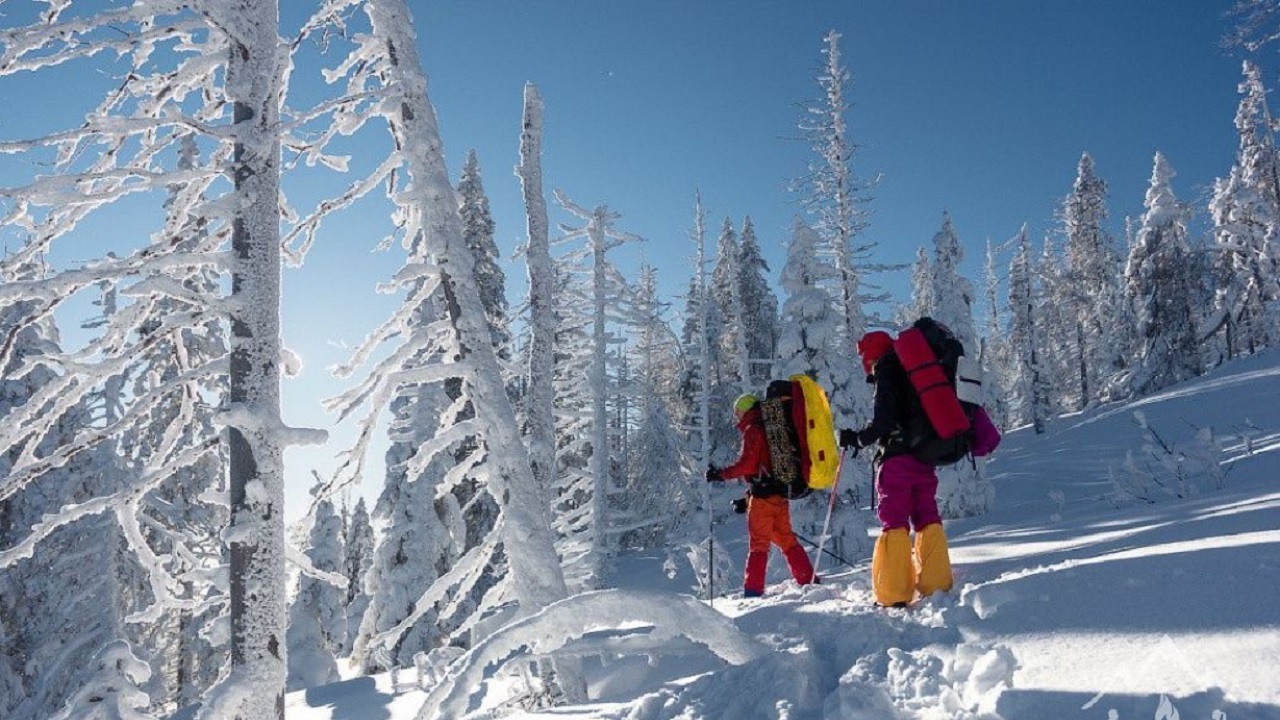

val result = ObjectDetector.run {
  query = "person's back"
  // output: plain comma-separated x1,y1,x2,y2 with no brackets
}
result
706,394,815,597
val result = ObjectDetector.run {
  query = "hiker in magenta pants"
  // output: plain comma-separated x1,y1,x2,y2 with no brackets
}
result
840,331,1002,606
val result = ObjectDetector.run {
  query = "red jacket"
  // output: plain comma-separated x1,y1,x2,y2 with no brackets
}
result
720,408,772,480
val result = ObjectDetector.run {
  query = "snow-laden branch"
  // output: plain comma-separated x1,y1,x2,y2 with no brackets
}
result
286,542,351,591
0,437,220,569
363,530,500,660
415,589,766,720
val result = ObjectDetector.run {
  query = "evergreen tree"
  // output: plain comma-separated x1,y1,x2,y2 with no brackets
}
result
48,640,153,720
340,497,374,656
737,217,779,385
1061,153,1122,409
917,213,990,517
796,30,875,429
286,489,345,689
619,266,694,549
900,247,934,326
981,238,1010,430
458,149,512,359
929,212,978,352
710,217,749,392
1007,226,1050,434
550,191,642,587
1125,153,1203,397
775,218,874,554
1036,235,1074,416
1208,60,1280,360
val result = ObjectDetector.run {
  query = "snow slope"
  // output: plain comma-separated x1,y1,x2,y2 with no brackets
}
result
287,351,1280,720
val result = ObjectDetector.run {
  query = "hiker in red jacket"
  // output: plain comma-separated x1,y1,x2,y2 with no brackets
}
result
706,394,815,598
840,331,1001,607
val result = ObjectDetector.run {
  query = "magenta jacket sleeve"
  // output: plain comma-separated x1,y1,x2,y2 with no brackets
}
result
970,405,1002,457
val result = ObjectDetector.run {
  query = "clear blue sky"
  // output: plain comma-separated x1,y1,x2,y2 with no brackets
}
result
283,0,1255,517
0,2,1258,517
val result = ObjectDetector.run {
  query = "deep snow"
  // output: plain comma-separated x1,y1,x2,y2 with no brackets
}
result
287,350,1280,720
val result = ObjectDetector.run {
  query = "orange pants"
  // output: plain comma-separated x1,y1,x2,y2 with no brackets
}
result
744,495,814,596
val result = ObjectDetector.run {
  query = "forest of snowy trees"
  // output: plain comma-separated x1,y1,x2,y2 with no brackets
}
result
4,3,1280,720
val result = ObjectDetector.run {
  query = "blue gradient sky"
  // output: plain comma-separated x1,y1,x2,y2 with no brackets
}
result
282,0,1257,516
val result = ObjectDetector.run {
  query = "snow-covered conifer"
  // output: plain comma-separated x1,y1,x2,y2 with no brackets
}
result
458,149,512,359
1125,153,1203,397
1006,226,1050,434
298,0,574,697
48,640,153,720
981,239,1010,429
900,247,935,326
1060,153,1123,409
929,212,978,352
1209,61,1280,360
619,266,694,549
340,497,374,656
549,191,642,585
710,217,750,392
797,31,873,348
737,217,779,385
286,489,345,688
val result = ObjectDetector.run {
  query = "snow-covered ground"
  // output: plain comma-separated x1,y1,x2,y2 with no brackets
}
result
288,352,1280,720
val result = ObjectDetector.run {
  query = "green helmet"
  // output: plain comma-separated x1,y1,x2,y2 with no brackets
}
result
733,394,759,414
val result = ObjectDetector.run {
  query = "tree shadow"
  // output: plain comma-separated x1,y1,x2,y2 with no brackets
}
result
996,686,1280,720
302,676,394,720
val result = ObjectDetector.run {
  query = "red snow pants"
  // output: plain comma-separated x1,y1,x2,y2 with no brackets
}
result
744,495,814,596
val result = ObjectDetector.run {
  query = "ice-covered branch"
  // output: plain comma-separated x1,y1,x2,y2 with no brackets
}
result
415,589,766,720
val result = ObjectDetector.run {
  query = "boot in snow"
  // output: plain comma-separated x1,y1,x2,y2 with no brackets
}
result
873,528,915,606
914,523,953,596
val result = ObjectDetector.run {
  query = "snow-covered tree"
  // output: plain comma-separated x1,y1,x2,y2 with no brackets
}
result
340,497,374,656
980,238,1010,429
928,212,978,352
286,489,345,689
48,640,154,720
548,191,642,586
1125,153,1203,397
1006,226,1050,434
351,382,462,672
516,83,558,503
297,0,577,700
737,217,779,385
710,217,747,390
775,217,873,554
618,266,694,549
458,149,512,359
913,213,990,517
1058,153,1119,408
0,4,323,716
900,247,935,326
1036,234,1074,416
1209,61,1280,361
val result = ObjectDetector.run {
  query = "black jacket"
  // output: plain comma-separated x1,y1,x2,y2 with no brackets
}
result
855,352,917,460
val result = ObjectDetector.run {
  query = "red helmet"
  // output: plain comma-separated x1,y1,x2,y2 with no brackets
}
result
856,331,893,378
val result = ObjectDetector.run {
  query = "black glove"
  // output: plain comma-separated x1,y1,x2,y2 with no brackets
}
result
731,497,748,514
838,429,860,448
705,465,723,483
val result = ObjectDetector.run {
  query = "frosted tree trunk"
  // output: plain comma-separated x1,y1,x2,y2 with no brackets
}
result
587,212,611,574
224,3,286,718
517,83,557,503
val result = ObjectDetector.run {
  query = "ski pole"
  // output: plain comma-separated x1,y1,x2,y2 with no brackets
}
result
812,446,846,577
793,531,858,570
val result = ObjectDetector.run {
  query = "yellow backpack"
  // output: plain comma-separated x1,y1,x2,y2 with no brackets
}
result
791,375,839,490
